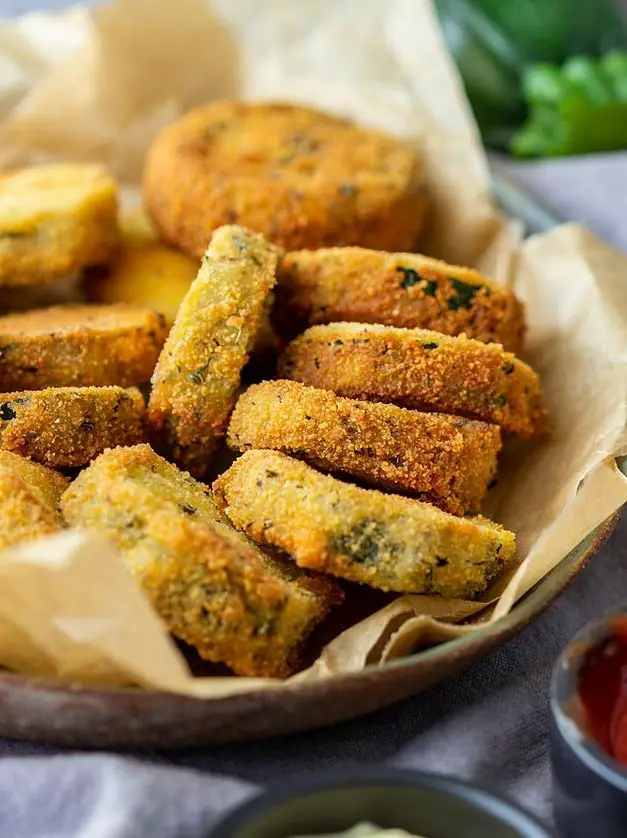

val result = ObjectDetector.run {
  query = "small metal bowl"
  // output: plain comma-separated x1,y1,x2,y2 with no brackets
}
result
211,768,551,838
551,611,627,837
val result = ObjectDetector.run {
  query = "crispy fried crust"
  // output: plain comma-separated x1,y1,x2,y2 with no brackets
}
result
61,444,341,678
0,451,68,551
213,450,516,598
0,164,119,287
0,304,169,389
84,210,198,324
227,380,500,515
275,247,525,352
143,101,427,257
0,386,145,467
147,225,279,477
0,450,69,508
278,323,546,438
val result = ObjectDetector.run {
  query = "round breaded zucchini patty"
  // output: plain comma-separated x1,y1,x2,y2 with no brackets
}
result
278,323,546,438
275,247,525,353
0,164,119,287
213,450,516,599
228,380,501,515
143,101,427,257
0,304,168,389
0,386,145,467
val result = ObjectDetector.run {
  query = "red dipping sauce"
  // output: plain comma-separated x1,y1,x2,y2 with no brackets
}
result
578,617,627,766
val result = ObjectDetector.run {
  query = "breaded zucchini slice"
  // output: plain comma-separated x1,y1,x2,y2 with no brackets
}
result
147,225,279,477
61,444,341,678
278,323,546,438
143,101,427,257
0,164,119,287
0,450,68,509
84,210,198,324
0,451,68,551
214,450,516,598
227,380,500,515
0,304,168,389
276,247,525,353
0,386,145,467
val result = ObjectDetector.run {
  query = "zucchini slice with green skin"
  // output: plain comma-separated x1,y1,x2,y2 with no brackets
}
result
276,247,525,352
147,224,280,478
0,386,145,468
214,450,516,599
278,323,547,438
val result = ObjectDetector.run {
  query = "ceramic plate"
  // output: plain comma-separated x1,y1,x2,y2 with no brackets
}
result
0,498,620,748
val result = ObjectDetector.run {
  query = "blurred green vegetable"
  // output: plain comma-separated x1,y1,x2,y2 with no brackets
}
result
435,0,627,151
512,52,627,157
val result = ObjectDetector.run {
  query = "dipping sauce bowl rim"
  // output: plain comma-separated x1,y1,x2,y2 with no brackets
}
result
210,767,551,838
551,610,627,792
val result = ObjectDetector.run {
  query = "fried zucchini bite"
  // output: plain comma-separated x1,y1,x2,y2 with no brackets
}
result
228,380,500,515
0,386,144,467
0,451,68,552
276,247,525,352
84,210,198,324
214,451,516,598
0,164,119,287
147,225,279,477
278,323,546,438
61,444,341,678
143,101,426,257
0,304,168,389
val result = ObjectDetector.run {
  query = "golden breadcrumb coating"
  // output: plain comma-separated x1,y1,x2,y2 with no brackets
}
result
0,450,68,508
147,225,279,477
0,451,68,551
61,444,341,677
276,247,525,353
213,450,516,598
278,323,546,438
0,386,145,467
0,164,119,287
227,380,500,515
0,304,168,389
143,101,427,257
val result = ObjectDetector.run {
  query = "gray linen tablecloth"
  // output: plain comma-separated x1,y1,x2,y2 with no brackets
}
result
1,0,627,831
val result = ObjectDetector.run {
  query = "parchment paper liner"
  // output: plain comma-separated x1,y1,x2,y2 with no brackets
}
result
0,0,624,698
